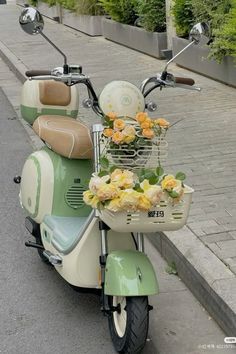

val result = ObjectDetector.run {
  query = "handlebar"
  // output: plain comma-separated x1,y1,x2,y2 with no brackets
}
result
25,70,52,77
175,77,195,86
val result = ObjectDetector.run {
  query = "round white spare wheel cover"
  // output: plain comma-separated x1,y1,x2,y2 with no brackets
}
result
99,81,145,118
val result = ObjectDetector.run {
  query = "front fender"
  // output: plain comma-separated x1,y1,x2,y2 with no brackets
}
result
105,250,159,296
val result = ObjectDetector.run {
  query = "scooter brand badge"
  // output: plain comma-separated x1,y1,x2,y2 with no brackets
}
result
120,95,132,106
136,267,142,282
224,337,236,344
148,211,165,218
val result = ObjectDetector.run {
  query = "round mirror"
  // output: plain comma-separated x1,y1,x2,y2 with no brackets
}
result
189,22,209,44
19,7,44,35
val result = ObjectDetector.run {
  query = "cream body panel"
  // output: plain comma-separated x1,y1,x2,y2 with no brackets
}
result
20,150,54,223
21,80,79,112
41,217,135,288
99,81,145,118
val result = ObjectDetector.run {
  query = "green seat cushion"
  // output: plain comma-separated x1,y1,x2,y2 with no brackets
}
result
44,213,93,254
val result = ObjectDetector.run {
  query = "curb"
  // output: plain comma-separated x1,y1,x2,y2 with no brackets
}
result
147,228,236,336
0,35,235,337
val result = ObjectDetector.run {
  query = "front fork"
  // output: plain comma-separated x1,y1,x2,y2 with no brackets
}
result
99,219,146,316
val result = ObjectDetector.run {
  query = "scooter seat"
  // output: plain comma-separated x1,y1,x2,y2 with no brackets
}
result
33,115,93,159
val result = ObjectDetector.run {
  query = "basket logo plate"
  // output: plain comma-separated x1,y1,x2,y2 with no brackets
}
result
148,211,165,218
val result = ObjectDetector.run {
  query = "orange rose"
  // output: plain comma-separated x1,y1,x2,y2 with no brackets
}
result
140,118,153,129
103,128,114,138
112,131,124,144
136,112,148,123
107,112,117,121
155,118,170,128
114,119,126,131
142,128,155,139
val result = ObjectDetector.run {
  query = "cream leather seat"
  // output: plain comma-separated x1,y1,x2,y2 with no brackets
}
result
33,115,93,159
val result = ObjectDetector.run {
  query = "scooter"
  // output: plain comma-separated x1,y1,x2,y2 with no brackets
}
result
15,7,208,354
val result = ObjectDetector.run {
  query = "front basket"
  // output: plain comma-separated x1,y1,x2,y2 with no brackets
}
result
98,185,194,233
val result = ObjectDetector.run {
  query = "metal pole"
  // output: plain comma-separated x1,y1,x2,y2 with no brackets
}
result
137,233,145,252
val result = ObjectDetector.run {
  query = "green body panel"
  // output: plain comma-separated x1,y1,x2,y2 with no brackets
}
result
105,250,159,296
21,105,78,125
45,147,93,217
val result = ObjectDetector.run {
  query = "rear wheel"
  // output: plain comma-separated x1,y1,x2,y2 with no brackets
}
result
108,296,149,354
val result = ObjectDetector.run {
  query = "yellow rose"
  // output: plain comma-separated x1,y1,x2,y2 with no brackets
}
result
123,135,136,144
142,128,155,139
83,190,99,208
89,174,110,194
103,128,114,138
83,190,94,204
123,125,136,136
110,169,134,189
155,118,170,128
122,125,136,144
97,183,119,201
112,131,124,144
136,112,149,123
119,190,140,211
107,112,117,121
161,175,178,191
106,198,122,212
138,194,152,211
114,119,126,131
140,180,163,206
140,118,153,129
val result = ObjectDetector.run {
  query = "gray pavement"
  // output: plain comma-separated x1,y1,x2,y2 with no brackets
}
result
0,0,236,347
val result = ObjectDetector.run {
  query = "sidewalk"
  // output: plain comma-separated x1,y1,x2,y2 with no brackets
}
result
1,3,236,336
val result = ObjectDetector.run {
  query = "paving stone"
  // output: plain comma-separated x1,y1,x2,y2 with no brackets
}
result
200,233,234,244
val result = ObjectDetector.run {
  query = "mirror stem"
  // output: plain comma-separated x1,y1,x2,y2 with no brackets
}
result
161,40,195,79
39,31,68,71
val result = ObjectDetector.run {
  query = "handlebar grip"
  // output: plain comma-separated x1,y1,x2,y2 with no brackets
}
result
25,70,52,77
175,77,195,86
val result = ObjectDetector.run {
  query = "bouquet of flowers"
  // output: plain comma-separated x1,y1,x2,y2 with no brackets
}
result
101,112,170,168
83,167,186,213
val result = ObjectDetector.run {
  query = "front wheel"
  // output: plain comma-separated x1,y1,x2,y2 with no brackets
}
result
108,296,149,354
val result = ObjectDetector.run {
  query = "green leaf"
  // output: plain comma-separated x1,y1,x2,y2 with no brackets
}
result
156,166,164,176
134,183,144,193
165,262,178,275
98,170,109,177
175,172,186,181
109,165,118,173
169,191,179,198
149,175,159,185
100,157,109,170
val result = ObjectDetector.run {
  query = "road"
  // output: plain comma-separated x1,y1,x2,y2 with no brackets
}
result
0,57,235,354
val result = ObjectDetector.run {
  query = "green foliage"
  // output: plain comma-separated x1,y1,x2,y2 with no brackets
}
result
75,0,104,15
172,0,194,37
40,0,103,13
136,0,166,32
99,0,138,24
172,0,235,62
209,0,236,61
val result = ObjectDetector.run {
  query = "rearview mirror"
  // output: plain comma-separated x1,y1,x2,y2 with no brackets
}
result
189,22,210,44
19,7,44,35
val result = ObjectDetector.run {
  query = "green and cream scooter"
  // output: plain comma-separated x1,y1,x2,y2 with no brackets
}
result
16,7,208,354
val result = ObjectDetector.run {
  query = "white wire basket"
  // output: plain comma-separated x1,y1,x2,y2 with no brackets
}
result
103,137,168,170
98,185,194,233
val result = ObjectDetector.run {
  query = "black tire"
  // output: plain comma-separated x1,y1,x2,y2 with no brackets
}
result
108,296,149,354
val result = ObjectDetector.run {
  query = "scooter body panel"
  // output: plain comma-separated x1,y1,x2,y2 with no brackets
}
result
21,79,79,125
105,250,159,296
40,217,136,288
20,147,93,223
